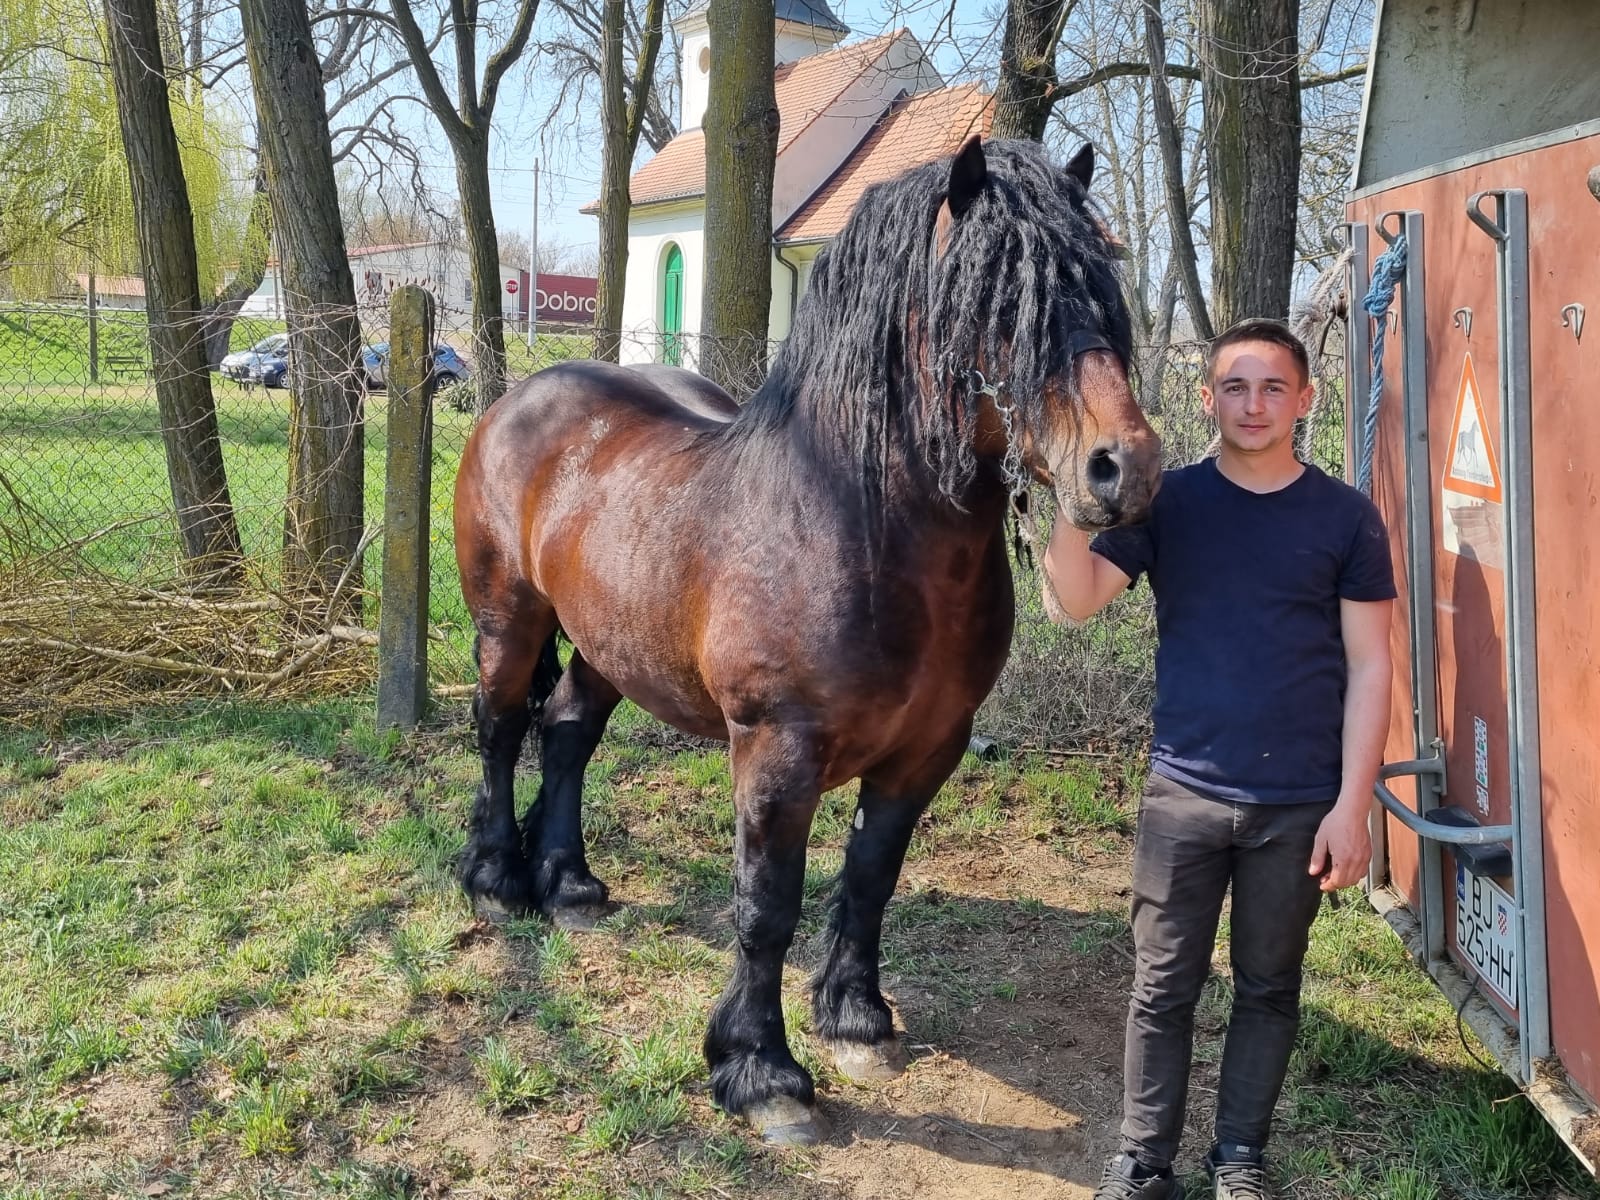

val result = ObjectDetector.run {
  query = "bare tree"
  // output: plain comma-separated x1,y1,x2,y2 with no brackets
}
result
1198,0,1301,326
240,0,366,604
385,0,541,413
701,0,777,391
175,0,444,367
102,0,242,580
1143,0,1211,339
543,0,680,154
595,0,666,360
991,0,1072,141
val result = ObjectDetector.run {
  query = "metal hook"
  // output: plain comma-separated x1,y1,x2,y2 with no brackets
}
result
1375,211,1407,247
1387,311,1400,334
1452,307,1473,338
1561,303,1585,342
1467,190,1512,242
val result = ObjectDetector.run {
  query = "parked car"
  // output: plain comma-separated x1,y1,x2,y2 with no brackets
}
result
219,333,288,384
361,342,471,389
250,339,290,388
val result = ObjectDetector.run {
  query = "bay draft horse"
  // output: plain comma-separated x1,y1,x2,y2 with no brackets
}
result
453,136,1162,1144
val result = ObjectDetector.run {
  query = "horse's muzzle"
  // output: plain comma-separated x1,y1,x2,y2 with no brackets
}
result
1066,435,1161,529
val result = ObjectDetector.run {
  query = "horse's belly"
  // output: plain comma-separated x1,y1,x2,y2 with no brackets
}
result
556,601,728,742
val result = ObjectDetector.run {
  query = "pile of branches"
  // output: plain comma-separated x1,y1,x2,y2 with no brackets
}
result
1,485,380,721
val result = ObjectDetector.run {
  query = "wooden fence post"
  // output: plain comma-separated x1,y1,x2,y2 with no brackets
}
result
377,285,436,729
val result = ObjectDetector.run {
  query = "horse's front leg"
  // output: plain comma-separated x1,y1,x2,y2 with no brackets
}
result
704,724,825,1146
811,730,971,1081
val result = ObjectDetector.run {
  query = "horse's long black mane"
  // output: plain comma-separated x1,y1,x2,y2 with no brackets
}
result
736,138,1133,505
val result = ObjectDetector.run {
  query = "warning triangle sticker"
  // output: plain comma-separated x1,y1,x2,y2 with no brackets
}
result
1442,353,1503,502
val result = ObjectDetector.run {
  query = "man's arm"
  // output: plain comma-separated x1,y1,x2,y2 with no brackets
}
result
1309,597,1394,891
1041,521,1133,623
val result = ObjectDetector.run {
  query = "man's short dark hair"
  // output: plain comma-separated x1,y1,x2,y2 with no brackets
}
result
1205,318,1310,389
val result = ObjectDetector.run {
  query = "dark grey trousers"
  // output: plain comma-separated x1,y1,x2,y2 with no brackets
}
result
1120,771,1332,1169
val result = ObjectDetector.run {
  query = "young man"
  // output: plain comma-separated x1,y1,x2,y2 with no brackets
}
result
1043,319,1396,1200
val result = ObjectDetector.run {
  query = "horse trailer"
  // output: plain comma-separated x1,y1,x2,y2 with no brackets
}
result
1343,0,1600,1172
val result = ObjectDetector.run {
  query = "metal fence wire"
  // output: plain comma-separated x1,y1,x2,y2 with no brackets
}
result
0,299,1347,745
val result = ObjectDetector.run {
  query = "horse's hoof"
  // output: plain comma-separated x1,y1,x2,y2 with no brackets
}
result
472,894,526,925
547,903,608,932
827,1037,909,1082
747,1096,830,1147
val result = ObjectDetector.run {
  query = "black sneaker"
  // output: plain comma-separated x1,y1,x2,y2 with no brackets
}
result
1204,1142,1270,1200
1093,1152,1185,1200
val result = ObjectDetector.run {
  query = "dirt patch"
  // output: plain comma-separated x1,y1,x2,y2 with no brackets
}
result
790,836,1142,1199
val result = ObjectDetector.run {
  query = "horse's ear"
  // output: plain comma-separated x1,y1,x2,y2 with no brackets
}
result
1065,142,1095,192
946,135,988,219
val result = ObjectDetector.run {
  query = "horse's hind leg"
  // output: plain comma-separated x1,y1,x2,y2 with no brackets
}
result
523,650,619,929
811,731,971,1081
459,619,555,921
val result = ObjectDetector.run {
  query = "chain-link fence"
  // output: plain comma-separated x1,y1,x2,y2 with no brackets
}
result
0,297,1345,745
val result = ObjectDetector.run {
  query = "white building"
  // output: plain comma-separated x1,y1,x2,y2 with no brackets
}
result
586,0,992,368
240,240,523,322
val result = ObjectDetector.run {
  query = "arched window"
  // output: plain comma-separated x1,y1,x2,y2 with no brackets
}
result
661,243,684,366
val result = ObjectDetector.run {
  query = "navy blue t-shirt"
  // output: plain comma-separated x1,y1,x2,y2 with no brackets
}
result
1091,458,1396,805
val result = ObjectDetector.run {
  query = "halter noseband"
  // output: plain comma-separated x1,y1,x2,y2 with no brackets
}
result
965,325,1122,508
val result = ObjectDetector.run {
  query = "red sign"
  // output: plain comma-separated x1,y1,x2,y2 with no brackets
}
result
505,278,519,294
517,271,599,325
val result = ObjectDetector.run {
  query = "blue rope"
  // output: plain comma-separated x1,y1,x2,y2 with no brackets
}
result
1358,235,1407,494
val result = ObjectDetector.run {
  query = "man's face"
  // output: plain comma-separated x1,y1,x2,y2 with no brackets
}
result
1201,340,1314,457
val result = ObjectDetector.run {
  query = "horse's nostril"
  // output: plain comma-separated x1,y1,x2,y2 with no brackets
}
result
1087,445,1121,490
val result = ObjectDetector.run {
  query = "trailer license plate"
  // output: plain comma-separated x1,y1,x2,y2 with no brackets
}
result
1455,864,1518,1010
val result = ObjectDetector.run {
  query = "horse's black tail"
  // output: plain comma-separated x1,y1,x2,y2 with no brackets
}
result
529,626,565,715
467,624,566,720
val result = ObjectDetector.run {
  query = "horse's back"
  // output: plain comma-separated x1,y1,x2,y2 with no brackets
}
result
622,363,741,423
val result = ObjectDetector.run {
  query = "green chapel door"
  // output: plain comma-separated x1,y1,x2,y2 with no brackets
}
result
662,244,684,366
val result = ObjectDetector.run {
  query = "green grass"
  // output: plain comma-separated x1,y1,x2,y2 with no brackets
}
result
1209,900,1600,1200
0,704,1593,1200
472,1035,557,1113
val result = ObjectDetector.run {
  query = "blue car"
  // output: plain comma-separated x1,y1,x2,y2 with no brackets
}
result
219,333,288,384
250,339,290,388
361,342,471,389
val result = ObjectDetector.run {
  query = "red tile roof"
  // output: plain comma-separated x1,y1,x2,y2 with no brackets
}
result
584,30,908,213
777,83,993,244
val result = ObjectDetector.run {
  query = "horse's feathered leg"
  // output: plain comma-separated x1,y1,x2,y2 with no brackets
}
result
522,650,618,928
704,723,826,1145
459,620,555,921
811,728,973,1079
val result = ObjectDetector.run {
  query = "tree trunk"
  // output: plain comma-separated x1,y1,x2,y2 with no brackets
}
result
102,0,241,582
701,0,777,393
455,140,508,415
1198,0,1301,328
990,0,1067,141
1144,0,1213,340
240,0,365,606
201,170,272,367
594,0,629,362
